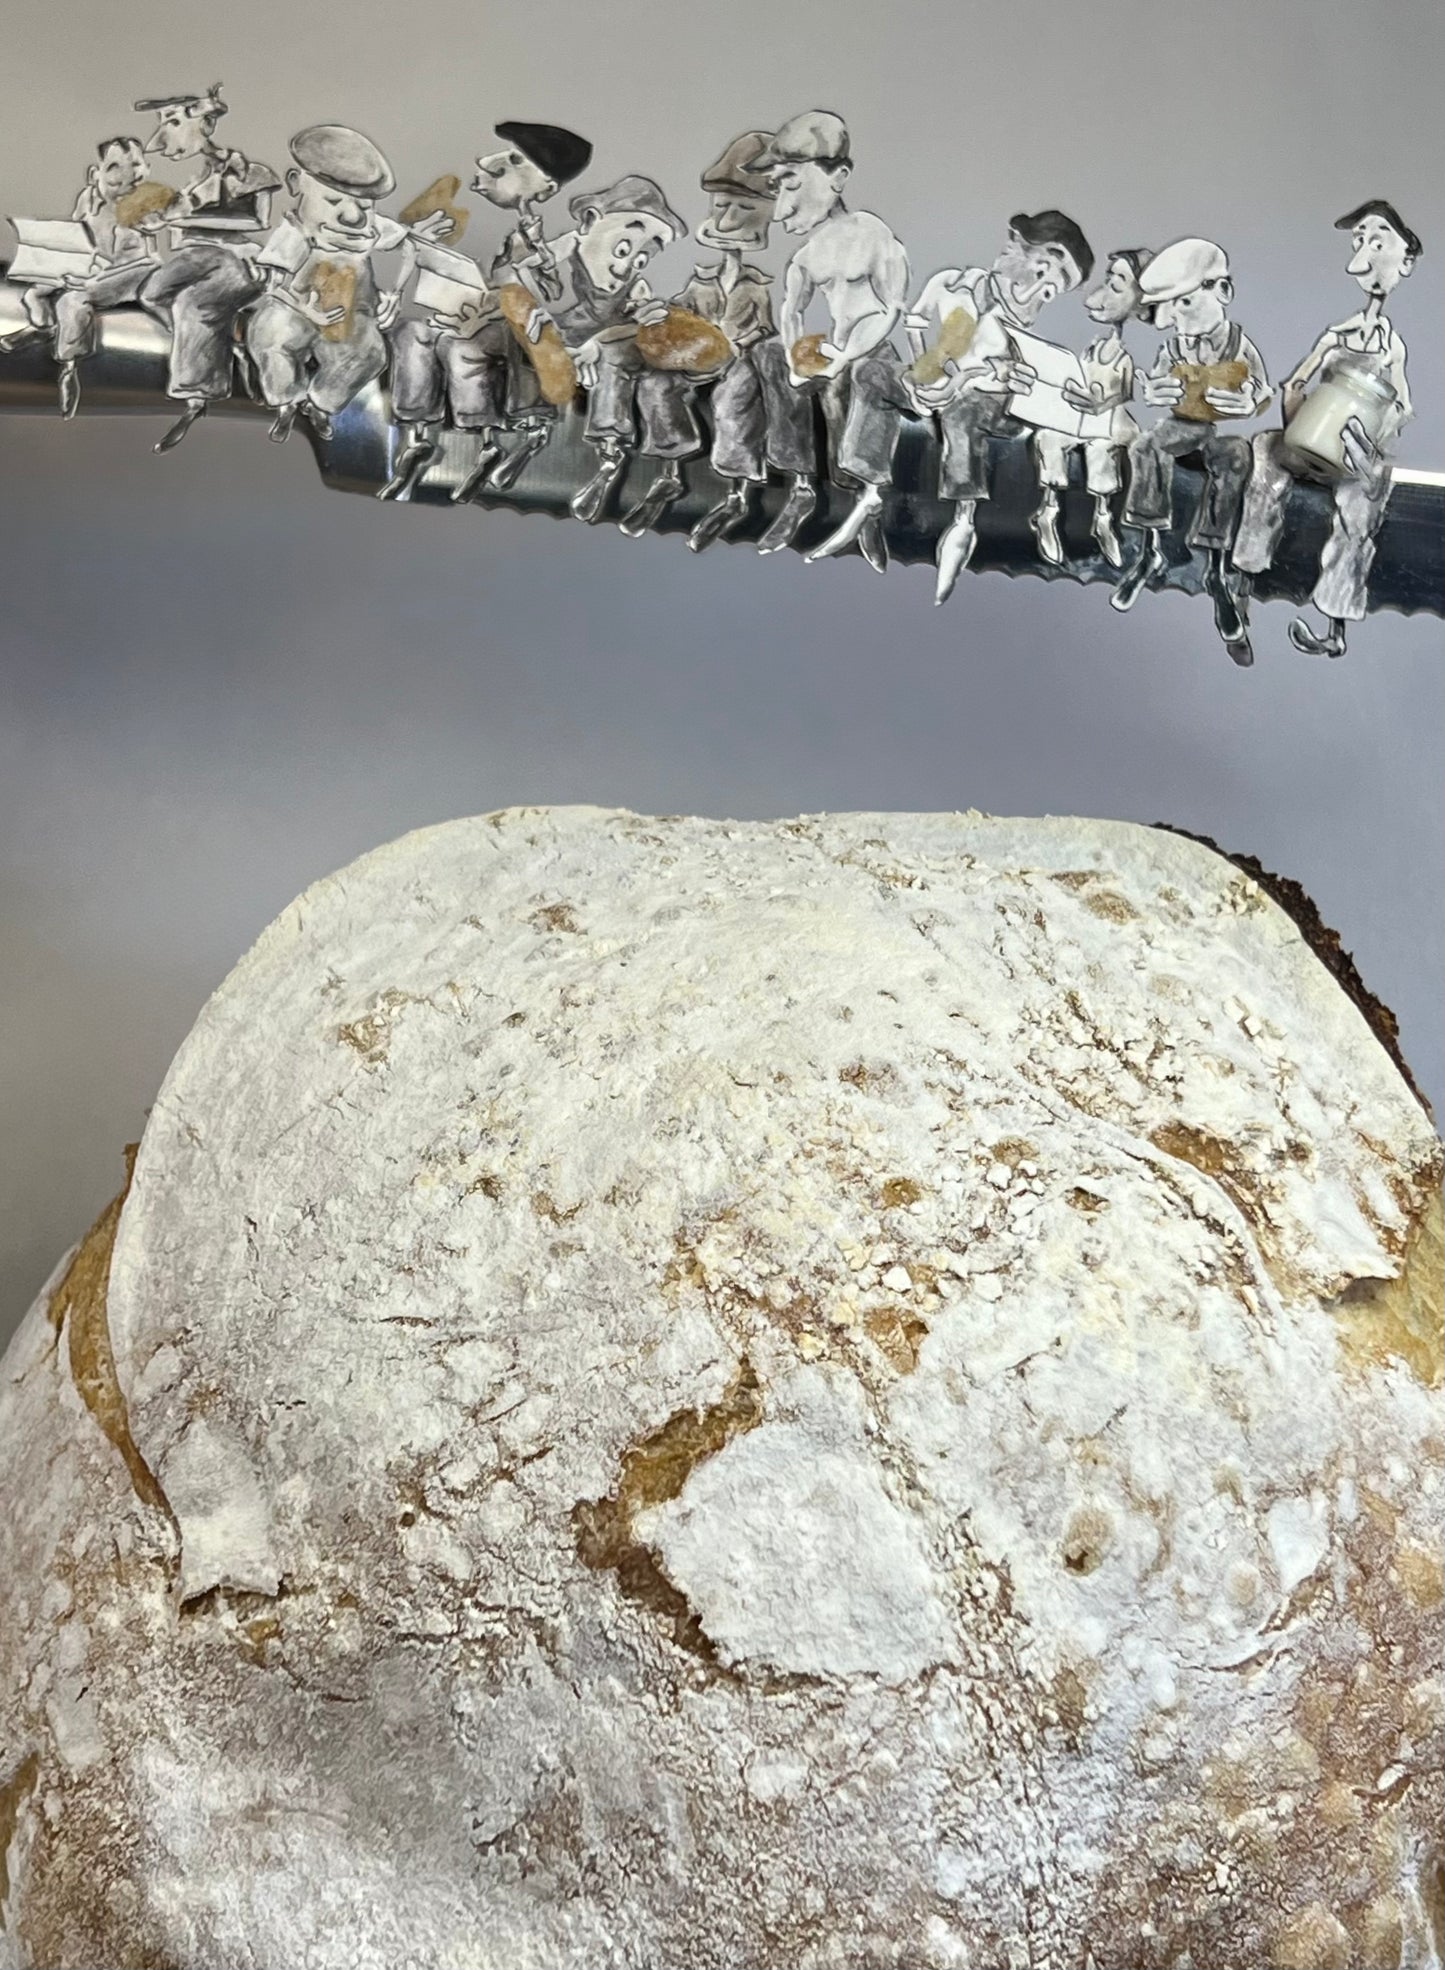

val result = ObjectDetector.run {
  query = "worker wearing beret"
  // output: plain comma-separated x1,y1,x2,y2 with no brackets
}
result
505,172,686,525
246,124,452,443
1111,237,1269,661
1233,201,1419,658
381,120,593,504
618,128,780,546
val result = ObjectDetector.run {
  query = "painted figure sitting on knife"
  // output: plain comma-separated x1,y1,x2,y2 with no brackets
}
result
1047,246,1153,567
507,174,685,525
746,111,910,570
617,128,778,546
246,125,453,444
1110,238,1269,663
1,134,160,415
381,120,593,504
1232,200,1419,659
907,211,1094,604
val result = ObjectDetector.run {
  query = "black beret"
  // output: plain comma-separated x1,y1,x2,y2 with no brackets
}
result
495,121,593,189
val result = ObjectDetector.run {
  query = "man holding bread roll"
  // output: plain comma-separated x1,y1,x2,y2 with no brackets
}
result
1110,237,1268,661
747,110,910,568
381,120,593,503
619,128,779,545
1232,200,1418,658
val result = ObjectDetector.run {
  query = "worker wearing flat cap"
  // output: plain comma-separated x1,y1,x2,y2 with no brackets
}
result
382,118,594,505
621,128,781,546
1234,200,1420,658
246,124,453,443
501,172,685,524
1111,236,1269,661
746,109,911,570
890,209,1094,603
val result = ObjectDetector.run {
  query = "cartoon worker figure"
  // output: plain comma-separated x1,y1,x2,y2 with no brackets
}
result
1110,238,1269,662
1,135,158,415
129,83,283,451
746,110,910,570
618,128,778,545
1233,201,1419,657
381,119,593,503
909,211,1094,604
1042,246,1154,567
246,124,452,444
508,173,685,525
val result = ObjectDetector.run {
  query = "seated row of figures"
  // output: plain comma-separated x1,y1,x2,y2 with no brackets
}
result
2,94,1423,663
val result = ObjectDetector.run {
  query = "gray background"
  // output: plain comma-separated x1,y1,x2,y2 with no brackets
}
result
2,0,1441,1346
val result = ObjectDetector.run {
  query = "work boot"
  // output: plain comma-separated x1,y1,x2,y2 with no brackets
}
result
1091,495,1123,568
450,439,504,505
57,361,80,420
489,420,551,491
155,399,208,453
1204,548,1251,661
570,442,628,524
757,476,817,554
804,484,886,567
619,461,685,538
0,324,44,356
378,429,438,501
1287,614,1348,658
688,481,752,553
1109,529,1166,612
268,404,299,443
934,502,978,606
1030,491,1064,566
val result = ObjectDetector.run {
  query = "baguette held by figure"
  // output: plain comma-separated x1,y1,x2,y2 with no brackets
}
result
497,281,578,405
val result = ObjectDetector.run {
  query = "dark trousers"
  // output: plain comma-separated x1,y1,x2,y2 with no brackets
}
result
933,391,1025,501
1233,428,1390,623
754,338,908,487
1123,415,1252,550
390,316,512,430
634,344,770,480
141,244,265,403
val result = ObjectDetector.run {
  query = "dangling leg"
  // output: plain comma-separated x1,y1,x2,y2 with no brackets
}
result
934,499,979,605
379,422,439,500
1109,525,1166,610
1287,614,1347,658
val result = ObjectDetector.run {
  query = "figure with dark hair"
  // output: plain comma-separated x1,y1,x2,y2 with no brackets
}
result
1,135,158,414
618,128,778,545
747,110,910,569
504,173,686,523
1041,246,1153,566
246,125,453,443
1110,238,1268,661
1233,201,1420,657
381,120,593,502
907,211,1094,604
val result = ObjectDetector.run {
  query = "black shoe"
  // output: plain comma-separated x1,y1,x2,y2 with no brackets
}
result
154,399,208,453
1205,553,1249,647
57,362,80,420
489,422,551,491
378,431,437,501
450,441,504,504
570,446,628,525
757,479,817,554
268,404,298,444
688,483,751,553
1287,615,1347,658
1109,535,1167,612
619,464,685,538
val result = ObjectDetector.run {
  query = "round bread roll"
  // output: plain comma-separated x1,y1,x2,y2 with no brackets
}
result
1,808,1440,1970
791,330,831,377
497,282,577,406
636,307,733,374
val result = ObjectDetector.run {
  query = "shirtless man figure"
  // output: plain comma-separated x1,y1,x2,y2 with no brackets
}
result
747,110,909,569
1232,200,1419,657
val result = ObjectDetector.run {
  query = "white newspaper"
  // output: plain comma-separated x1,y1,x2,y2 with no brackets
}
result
7,217,101,286
1005,327,1115,441
412,241,490,318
